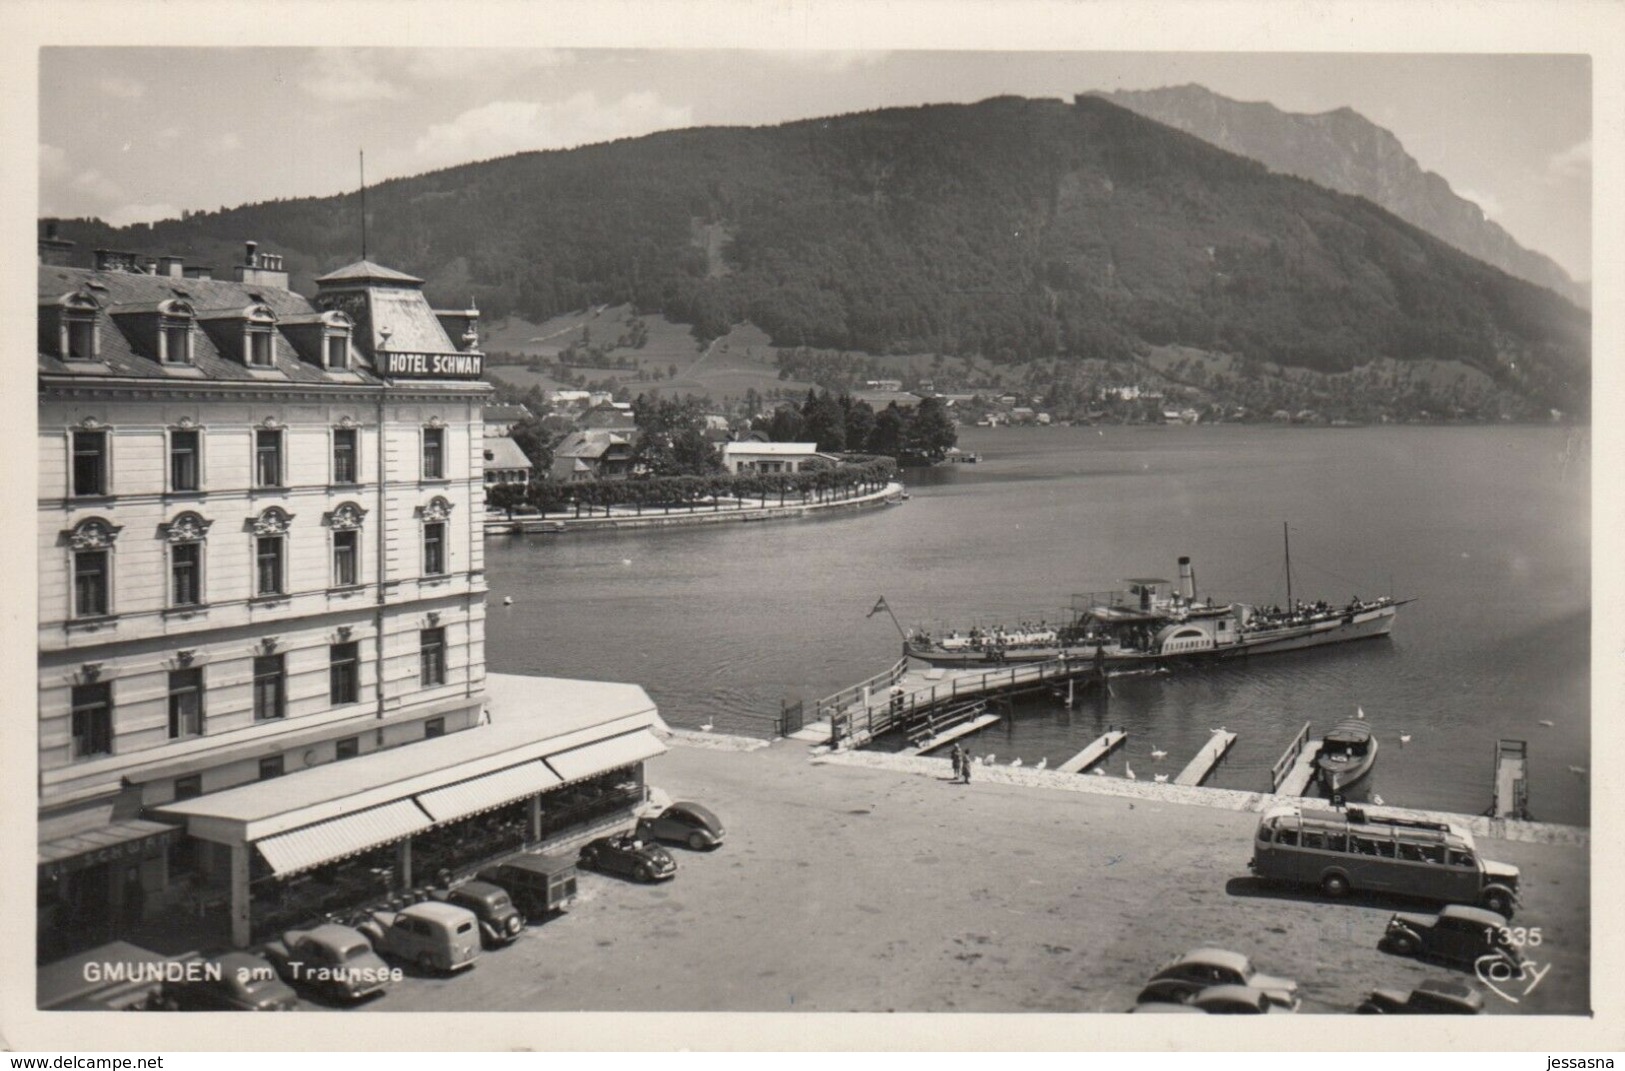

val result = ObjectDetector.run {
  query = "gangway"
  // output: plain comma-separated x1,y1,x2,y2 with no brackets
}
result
1057,730,1128,774
1175,729,1238,787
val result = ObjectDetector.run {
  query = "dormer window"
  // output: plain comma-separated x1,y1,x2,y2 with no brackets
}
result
55,292,102,361
326,333,350,371
158,299,197,365
243,304,277,367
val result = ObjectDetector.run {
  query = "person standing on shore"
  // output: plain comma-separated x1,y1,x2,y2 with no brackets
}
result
961,749,973,783
950,743,965,783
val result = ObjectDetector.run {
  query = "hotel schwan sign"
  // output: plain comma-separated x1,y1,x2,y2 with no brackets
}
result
378,351,485,380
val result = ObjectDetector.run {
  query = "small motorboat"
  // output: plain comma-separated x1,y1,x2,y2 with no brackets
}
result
1316,719,1379,795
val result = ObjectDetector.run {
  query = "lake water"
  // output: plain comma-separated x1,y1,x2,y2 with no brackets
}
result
486,424,1591,826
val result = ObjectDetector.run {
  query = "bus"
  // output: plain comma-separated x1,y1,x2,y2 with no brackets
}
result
1249,804,1520,918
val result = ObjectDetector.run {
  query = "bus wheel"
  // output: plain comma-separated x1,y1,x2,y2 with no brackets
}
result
1482,889,1514,918
1321,873,1350,898
1388,933,1417,956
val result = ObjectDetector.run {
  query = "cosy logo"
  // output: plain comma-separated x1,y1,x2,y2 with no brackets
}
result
1473,953,1551,1003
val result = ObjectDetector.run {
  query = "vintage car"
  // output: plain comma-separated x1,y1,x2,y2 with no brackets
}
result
430,880,525,948
159,951,299,1011
578,833,678,883
636,802,726,851
360,901,481,974
1358,977,1485,1014
1187,985,1295,1014
1380,904,1524,971
262,923,395,1003
1134,948,1300,1010
477,854,579,921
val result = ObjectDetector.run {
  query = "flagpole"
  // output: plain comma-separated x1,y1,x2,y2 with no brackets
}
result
868,596,909,644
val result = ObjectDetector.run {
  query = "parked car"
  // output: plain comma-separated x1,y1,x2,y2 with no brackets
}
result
477,853,580,920
1358,977,1485,1014
1380,904,1524,971
1187,985,1294,1014
159,951,299,1011
1134,948,1300,1010
360,901,481,974
578,833,678,882
430,880,525,948
262,924,395,1003
637,802,726,850
1128,1001,1206,1014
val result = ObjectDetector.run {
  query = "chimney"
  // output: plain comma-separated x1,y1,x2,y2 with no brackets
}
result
233,240,289,290
38,222,76,266
144,258,160,275
245,240,258,266
159,255,185,278
1178,557,1196,601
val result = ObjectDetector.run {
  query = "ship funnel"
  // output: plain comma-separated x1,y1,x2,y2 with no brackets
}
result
1178,556,1197,601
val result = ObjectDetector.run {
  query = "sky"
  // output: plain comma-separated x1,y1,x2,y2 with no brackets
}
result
39,48,1593,282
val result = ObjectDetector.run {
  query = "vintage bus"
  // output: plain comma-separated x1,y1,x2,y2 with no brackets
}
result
1249,804,1519,918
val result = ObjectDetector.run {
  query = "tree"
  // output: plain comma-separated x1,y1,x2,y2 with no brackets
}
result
906,396,958,461
841,394,876,454
868,403,907,456
509,418,555,473
766,404,805,442
800,389,846,452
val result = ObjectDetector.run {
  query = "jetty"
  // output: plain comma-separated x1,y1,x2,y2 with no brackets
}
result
1270,721,1320,796
900,701,1001,756
1057,730,1128,774
1174,729,1238,787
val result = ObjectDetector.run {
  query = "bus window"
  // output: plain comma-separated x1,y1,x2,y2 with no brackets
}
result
1398,843,1423,862
1374,840,1396,859
1351,836,1376,855
1448,849,1476,868
1418,847,1443,864
1275,828,1298,847
1302,832,1325,850
1325,834,1348,853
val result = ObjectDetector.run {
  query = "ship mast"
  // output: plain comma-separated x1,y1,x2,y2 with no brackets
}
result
1283,521,1293,610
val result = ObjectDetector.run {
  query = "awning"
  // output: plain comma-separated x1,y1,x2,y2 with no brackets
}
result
39,819,180,875
416,760,562,824
546,729,666,784
255,799,433,877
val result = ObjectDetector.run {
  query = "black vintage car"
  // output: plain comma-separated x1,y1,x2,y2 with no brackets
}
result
1380,904,1524,972
1358,977,1485,1014
430,880,525,947
578,833,677,883
636,802,726,851
158,952,299,1011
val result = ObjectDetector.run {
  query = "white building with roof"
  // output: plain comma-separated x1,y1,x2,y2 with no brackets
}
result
36,235,660,952
719,441,825,474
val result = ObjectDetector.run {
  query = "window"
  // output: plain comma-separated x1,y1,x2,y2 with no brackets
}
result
71,682,113,759
333,529,359,587
171,541,202,606
255,535,285,596
424,717,445,739
259,755,284,781
1274,827,1298,847
420,628,447,686
170,429,200,491
332,428,358,485
173,774,202,801
74,549,110,617
167,668,204,739
248,328,274,367
66,315,98,360
161,321,193,364
72,430,107,497
252,655,285,721
330,642,360,705
423,522,446,576
423,427,445,480
254,429,283,487
327,335,350,371
335,736,359,761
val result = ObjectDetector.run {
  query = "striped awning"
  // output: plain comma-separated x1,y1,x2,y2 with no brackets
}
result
545,729,666,784
415,760,563,824
255,798,433,877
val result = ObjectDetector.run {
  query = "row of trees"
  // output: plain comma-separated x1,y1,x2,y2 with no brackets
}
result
487,457,898,518
765,389,958,461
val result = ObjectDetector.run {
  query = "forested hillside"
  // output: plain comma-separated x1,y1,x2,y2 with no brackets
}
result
45,94,1589,413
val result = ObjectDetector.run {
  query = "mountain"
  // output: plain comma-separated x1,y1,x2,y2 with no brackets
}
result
43,94,1589,415
1094,84,1588,308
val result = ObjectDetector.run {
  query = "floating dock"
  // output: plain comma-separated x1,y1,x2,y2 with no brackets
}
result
1175,729,1239,787
1057,730,1128,774
1271,722,1320,796
1492,738,1531,820
901,711,1003,756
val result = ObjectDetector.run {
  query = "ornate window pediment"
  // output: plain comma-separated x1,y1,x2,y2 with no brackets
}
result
425,415,447,430
250,506,294,536
258,415,286,431
336,415,358,430
325,502,368,531
65,517,121,550
417,496,454,523
160,511,212,543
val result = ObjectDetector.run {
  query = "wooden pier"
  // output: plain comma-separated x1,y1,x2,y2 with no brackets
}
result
1057,730,1128,774
1491,738,1531,820
900,702,1001,756
1175,729,1238,787
1271,721,1320,796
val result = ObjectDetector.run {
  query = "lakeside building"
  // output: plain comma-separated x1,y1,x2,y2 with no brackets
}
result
37,235,661,954
482,436,534,494
550,429,636,482
719,441,826,475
